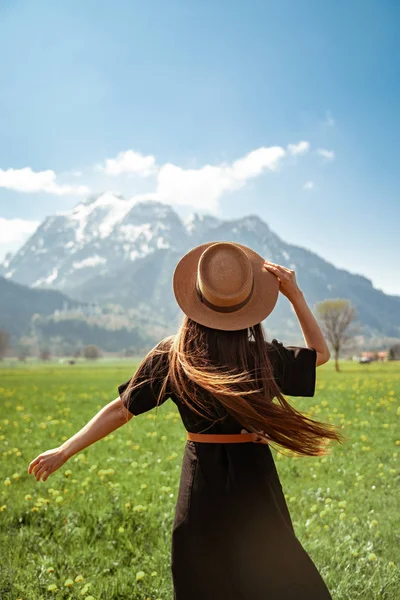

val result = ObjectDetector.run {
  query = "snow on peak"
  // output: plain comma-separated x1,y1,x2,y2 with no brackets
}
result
125,198,178,221
32,267,59,287
119,222,153,242
184,212,220,234
72,255,107,270
63,194,174,244
239,215,268,229
2,252,13,269
69,192,135,242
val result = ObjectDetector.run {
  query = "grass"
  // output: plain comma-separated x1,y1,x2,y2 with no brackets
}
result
0,359,399,599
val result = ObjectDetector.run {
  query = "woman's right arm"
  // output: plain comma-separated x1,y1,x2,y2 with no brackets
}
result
288,290,330,366
264,261,330,367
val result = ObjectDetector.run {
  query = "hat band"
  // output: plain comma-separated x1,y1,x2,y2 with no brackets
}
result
196,280,254,314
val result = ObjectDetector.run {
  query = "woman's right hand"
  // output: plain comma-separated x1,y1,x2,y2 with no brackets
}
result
28,447,69,482
263,260,302,301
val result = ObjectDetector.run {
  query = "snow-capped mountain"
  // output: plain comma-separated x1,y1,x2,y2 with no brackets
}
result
2,194,400,340
2,194,189,290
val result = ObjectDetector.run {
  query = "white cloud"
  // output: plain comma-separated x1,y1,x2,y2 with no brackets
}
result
0,217,40,244
98,144,313,211
317,148,335,161
1,143,295,215
303,181,315,191
100,150,156,176
155,146,286,211
0,167,90,195
287,141,310,156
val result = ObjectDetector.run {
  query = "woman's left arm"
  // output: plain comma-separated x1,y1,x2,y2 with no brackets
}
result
28,398,133,482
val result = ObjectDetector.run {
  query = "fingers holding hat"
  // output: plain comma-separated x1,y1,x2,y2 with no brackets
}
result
264,261,282,281
264,260,289,273
264,260,293,280
264,260,300,299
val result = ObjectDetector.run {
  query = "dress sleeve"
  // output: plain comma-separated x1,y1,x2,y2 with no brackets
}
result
268,338,317,397
118,337,172,416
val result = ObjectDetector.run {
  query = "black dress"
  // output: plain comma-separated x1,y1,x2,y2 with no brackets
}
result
118,337,333,600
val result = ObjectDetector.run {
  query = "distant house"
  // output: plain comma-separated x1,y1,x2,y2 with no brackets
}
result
360,351,374,359
359,351,388,362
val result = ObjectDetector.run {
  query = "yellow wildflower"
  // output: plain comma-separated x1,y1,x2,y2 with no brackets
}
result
370,520,378,527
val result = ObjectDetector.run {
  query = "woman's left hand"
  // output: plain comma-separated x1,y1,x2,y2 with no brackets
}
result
28,447,69,482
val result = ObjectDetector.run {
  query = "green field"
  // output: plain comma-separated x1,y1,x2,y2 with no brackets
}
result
0,359,399,599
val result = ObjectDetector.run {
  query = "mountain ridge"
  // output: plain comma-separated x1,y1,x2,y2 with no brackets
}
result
2,194,400,341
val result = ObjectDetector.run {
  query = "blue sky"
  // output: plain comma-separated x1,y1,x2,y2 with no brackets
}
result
0,0,399,294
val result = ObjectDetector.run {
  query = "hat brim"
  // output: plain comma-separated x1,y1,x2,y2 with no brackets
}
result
173,242,280,331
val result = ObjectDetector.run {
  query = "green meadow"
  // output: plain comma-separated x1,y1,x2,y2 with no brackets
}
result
0,359,399,599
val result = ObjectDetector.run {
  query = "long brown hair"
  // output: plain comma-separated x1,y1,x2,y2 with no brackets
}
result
122,316,345,457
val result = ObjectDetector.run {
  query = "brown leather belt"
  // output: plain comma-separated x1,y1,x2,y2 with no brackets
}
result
187,431,262,443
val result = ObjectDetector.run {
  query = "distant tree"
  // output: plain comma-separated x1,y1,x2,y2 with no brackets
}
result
73,349,81,359
16,343,32,362
388,344,400,360
0,330,11,360
40,348,51,361
124,347,138,357
315,299,358,372
83,345,101,360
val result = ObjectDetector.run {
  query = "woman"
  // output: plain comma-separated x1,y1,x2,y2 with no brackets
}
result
28,241,344,599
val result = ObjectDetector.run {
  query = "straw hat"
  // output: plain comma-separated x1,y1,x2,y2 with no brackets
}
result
173,241,279,331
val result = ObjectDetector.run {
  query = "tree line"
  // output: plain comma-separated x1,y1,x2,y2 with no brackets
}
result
0,333,105,361
1,298,400,367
